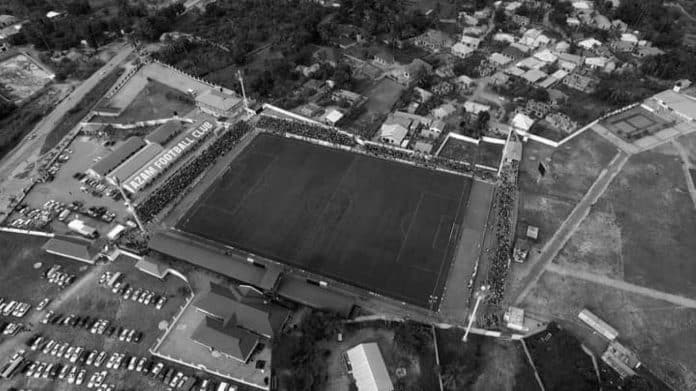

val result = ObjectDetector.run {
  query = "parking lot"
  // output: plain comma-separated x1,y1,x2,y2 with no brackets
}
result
8,135,131,235
0,231,247,391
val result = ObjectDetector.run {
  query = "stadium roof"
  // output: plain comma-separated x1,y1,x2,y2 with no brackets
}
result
145,121,184,145
346,343,394,391
42,236,101,264
195,282,289,338
191,316,259,363
148,231,281,291
89,137,145,177
276,276,354,317
107,143,163,183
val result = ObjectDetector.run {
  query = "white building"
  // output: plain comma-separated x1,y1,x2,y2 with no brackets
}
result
451,42,475,58
346,343,393,391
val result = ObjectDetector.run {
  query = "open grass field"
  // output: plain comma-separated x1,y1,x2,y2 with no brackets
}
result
553,145,696,298
93,80,196,124
351,78,405,137
521,272,693,391
0,232,84,308
516,130,617,245
435,329,539,391
179,133,474,309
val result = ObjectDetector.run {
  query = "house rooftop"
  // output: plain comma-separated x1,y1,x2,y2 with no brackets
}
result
191,316,259,363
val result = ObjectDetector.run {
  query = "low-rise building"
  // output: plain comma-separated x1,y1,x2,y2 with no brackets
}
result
459,35,482,49
563,73,597,93
451,42,475,58
464,101,490,114
195,88,242,117
522,68,548,84
379,115,412,145
545,112,578,133
490,52,512,67
557,53,583,72
346,343,394,391
578,38,602,50
432,102,457,119
414,29,454,51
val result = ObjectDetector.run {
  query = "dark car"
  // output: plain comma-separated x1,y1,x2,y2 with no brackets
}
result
133,331,143,344
105,326,116,337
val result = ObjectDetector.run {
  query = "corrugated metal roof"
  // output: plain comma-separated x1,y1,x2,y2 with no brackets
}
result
89,137,145,176
346,343,393,391
108,143,164,183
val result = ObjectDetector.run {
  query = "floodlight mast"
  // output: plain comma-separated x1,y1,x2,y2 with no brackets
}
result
114,178,146,233
237,70,248,110
462,285,489,342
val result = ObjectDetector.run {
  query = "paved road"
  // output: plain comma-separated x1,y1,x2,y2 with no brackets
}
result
0,44,133,216
513,151,630,305
545,263,696,308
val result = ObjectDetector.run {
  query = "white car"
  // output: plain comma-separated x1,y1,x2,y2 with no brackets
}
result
76,368,87,385
37,298,51,311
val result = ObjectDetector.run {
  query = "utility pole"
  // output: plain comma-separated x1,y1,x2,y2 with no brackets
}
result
462,285,489,342
114,178,146,233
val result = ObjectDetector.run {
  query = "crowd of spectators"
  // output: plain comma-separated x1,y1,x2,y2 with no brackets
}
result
257,116,357,147
485,162,518,306
136,121,252,222
257,116,497,181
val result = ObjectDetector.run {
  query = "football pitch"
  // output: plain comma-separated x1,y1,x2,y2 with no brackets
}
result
178,133,474,308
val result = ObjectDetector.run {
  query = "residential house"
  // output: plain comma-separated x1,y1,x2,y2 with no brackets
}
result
393,59,432,86
612,40,635,53
510,42,532,53
537,76,558,89
413,140,434,154
517,57,544,70
578,38,602,50
563,73,597,93
490,52,512,67
521,100,551,118
297,103,324,117
519,29,551,48
557,53,583,72
505,1,523,13
452,42,475,58
504,66,525,77
555,41,570,52
566,17,581,27
429,119,447,134
373,51,396,67
414,29,455,52
491,71,510,86
462,26,486,36
621,33,638,44
464,101,490,114
635,46,664,58
432,102,457,119
522,69,548,84
584,56,609,69
545,112,578,133
534,49,557,64
459,35,482,49
572,1,591,10
510,112,535,132
379,115,412,145
593,14,611,30
493,33,516,43
325,109,344,126
459,12,479,26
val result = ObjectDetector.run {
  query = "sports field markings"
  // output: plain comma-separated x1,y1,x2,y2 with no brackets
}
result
193,151,279,224
431,178,474,304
